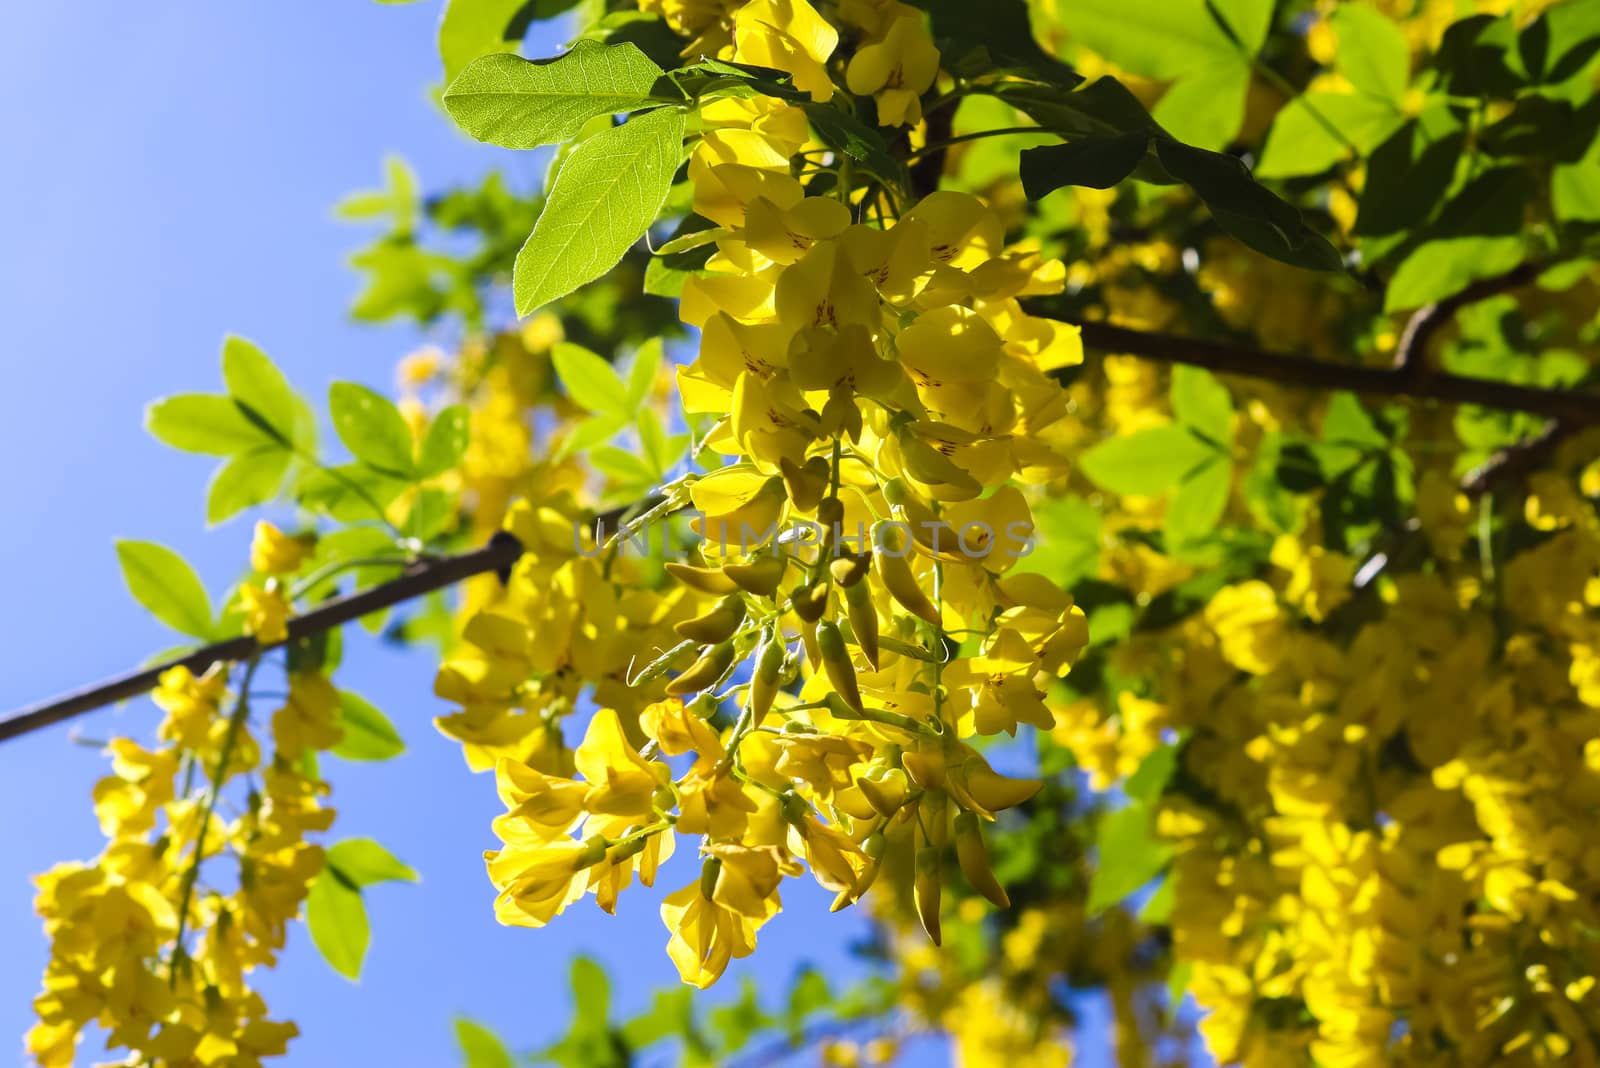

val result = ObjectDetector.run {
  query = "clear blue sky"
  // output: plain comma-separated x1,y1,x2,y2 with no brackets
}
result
0,5,914,1064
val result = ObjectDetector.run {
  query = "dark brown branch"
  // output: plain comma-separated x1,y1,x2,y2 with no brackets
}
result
0,533,525,744
1392,261,1547,383
1461,421,1576,496
1065,321,1600,425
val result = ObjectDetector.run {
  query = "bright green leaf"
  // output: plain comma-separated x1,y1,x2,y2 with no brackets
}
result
330,382,418,477
306,868,368,980
443,42,669,149
570,957,611,1037
1256,92,1404,178
418,405,471,478
206,446,292,525
591,444,657,487
332,691,406,761
455,1018,516,1068
625,338,663,409
1151,63,1248,150
513,107,686,316
327,839,419,887
1170,365,1233,445
146,394,273,456
1332,4,1411,102
115,540,214,639
439,0,586,83
222,336,305,448
1383,235,1526,311
1079,424,1216,496
1164,457,1232,549
552,342,630,414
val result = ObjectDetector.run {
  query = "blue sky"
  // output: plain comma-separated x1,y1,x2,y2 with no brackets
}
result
0,4,904,1064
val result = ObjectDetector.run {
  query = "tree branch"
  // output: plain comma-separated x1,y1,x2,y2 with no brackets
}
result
0,533,526,744
1064,320,1599,425
9,277,1592,744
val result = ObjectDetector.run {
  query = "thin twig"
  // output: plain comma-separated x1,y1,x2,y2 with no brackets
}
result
0,533,525,743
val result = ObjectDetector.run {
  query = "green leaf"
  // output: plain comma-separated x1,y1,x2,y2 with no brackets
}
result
1155,141,1343,270
1011,495,1100,585
570,957,611,1037
418,405,471,478
1554,134,1600,221
1125,742,1180,803
1047,0,1254,79
206,446,293,525
1019,133,1149,197
625,338,663,409
513,106,686,316
294,463,409,523
1331,4,1411,103
552,341,630,414
1164,457,1232,550
330,382,418,477
221,336,304,448
306,867,369,980
1354,118,1464,236
456,1018,516,1068
1151,63,1249,150
332,691,406,761
146,394,273,456
439,0,587,83
115,540,214,639
1087,802,1171,915
1321,393,1387,449
327,839,419,887
620,988,696,1051
1079,424,1217,496
554,413,630,461
591,444,658,487
909,0,1082,84
444,42,669,150
1255,92,1404,178
1383,235,1526,311
1170,365,1233,445
1139,873,1176,924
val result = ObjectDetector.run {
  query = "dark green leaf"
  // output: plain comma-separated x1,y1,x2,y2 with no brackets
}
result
1354,119,1463,236
1156,141,1343,270
1019,133,1150,197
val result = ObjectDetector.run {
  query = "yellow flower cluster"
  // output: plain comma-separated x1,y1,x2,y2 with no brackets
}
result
1051,441,1600,1065
430,0,1107,990
28,525,344,1067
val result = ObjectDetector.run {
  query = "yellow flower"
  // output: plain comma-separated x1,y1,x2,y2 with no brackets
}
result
270,672,343,760
732,0,840,103
845,13,940,126
239,582,291,645
249,521,314,576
